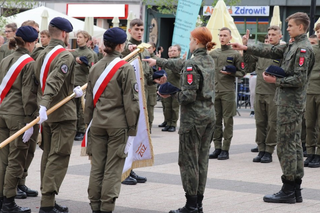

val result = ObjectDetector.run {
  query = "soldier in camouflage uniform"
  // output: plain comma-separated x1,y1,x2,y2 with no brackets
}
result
304,23,320,168
144,26,216,213
208,27,245,160
231,12,315,204
243,26,283,164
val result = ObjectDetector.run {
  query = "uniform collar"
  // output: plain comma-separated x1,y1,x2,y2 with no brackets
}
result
16,47,30,54
221,44,231,51
293,33,307,42
48,38,65,47
109,51,122,58
192,48,207,56
129,38,142,45
79,45,87,50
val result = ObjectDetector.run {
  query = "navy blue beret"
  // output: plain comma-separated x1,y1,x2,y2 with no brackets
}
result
50,17,73,32
265,65,286,78
16,26,38,42
79,56,89,66
104,27,127,44
158,82,181,95
222,65,237,73
153,69,167,80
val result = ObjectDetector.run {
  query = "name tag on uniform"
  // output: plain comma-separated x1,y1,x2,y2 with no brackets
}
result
226,57,234,63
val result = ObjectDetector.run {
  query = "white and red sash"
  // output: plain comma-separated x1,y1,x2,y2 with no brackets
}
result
81,57,127,148
0,54,34,104
40,45,66,93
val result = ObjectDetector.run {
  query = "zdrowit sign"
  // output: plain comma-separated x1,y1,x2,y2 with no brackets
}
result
203,6,270,17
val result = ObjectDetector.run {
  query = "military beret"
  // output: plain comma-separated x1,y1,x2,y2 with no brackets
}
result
158,82,181,95
153,69,167,80
104,27,127,44
222,65,237,73
50,17,73,33
265,65,286,78
79,56,89,66
16,26,38,42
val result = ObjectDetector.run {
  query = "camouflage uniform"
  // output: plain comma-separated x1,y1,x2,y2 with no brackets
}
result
0,43,14,62
209,45,245,151
246,33,315,181
244,43,281,154
305,40,320,156
157,48,215,196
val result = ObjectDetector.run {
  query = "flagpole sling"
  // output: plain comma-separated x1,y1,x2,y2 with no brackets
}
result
0,43,150,149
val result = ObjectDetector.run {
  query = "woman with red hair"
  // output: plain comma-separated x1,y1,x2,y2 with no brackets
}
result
144,27,216,213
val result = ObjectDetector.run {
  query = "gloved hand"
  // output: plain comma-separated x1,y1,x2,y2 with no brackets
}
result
22,124,33,143
73,86,83,98
38,105,48,124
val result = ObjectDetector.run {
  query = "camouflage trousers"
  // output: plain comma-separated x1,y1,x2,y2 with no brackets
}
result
277,106,304,181
179,122,215,195
305,94,320,155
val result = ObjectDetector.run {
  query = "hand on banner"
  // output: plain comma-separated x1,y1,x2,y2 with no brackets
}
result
228,42,248,51
263,72,276,83
142,58,156,67
22,124,34,143
38,105,48,124
242,29,250,45
128,44,137,52
73,86,84,98
154,75,167,85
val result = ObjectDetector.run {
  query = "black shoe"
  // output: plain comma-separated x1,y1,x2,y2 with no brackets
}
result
197,195,203,213
0,197,3,210
15,188,27,199
100,211,112,213
308,154,320,168
217,150,229,160
74,133,84,141
168,126,176,132
253,151,265,162
162,126,170,131
261,152,272,163
39,207,64,213
295,178,303,203
130,170,147,183
169,195,198,213
18,185,38,197
158,121,167,127
121,176,137,185
304,154,314,167
2,197,30,213
92,211,101,213
303,150,307,157
54,202,68,212
251,146,258,152
263,177,296,204
209,149,221,159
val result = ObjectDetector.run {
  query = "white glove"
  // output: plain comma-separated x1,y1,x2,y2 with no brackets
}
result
22,124,33,143
73,86,83,98
38,105,48,124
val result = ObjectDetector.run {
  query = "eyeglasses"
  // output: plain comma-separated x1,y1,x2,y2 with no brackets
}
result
4,31,13,33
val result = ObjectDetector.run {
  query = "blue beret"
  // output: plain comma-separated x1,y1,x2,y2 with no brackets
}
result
222,65,237,73
265,65,286,78
79,56,89,66
50,17,73,33
104,27,127,44
153,69,167,80
16,26,38,42
158,82,181,95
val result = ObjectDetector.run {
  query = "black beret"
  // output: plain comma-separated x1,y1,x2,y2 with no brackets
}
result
153,69,167,80
104,27,127,44
265,65,286,78
79,56,89,66
16,26,38,42
158,82,181,95
222,65,237,73
50,17,73,33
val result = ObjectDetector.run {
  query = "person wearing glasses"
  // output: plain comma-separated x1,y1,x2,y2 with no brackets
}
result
0,23,17,62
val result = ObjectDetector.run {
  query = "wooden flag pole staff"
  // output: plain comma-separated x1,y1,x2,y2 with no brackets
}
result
0,43,150,149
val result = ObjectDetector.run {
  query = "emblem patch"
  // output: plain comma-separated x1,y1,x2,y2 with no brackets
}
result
134,83,139,92
299,57,305,66
241,62,245,69
187,74,193,84
273,59,280,64
300,49,306,53
227,57,234,63
61,64,68,74
187,67,193,71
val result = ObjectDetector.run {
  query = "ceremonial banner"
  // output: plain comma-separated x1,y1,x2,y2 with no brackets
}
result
121,58,154,180
171,0,202,58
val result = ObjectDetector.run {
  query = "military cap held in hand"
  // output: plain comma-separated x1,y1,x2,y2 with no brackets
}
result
265,65,287,78
222,65,237,73
153,69,167,80
158,82,181,95
79,56,89,66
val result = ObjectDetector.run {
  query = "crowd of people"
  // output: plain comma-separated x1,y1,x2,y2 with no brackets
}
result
0,10,318,213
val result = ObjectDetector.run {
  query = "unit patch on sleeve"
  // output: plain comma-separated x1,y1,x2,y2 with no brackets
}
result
187,74,193,84
186,67,193,71
300,49,306,53
61,64,68,74
241,62,245,69
299,57,305,66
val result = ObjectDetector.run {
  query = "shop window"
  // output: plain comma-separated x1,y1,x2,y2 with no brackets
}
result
234,17,269,43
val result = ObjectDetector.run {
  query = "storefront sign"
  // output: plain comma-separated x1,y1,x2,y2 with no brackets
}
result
203,6,270,17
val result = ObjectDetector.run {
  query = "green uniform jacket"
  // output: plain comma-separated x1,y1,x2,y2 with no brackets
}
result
34,39,77,122
0,43,14,62
31,46,45,60
209,45,245,92
244,43,281,94
72,45,95,86
0,48,38,123
122,38,154,87
84,51,140,136
157,48,215,132
165,56,181,88
246,33,315,110
307,41,320,94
